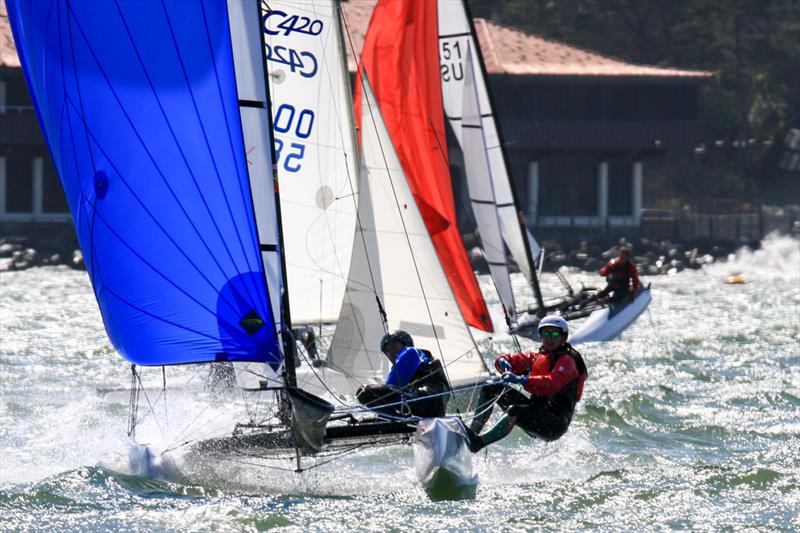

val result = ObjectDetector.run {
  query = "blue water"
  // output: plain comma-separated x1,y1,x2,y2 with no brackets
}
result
1,234,798,531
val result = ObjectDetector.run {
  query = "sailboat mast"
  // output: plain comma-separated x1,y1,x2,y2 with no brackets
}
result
460,0,546,316
256,0,297,386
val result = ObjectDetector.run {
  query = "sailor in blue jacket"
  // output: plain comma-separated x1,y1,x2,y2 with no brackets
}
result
356,330,450,419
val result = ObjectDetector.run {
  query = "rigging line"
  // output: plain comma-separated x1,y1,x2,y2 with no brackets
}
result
290,331,358,408
298,0,369,293
197,0,269,313
127,365,140,437
132,369,167,439
356,74,450,368
338,4,390,333
63,14,261,318
428,121,525,354
157,0,266,309
429,117,512,321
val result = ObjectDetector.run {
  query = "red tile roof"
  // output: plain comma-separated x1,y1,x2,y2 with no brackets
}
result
1,2,20,69
341,0,712,78
1,0,712,79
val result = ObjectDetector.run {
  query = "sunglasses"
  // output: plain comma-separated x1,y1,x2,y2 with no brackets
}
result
539,330,563,338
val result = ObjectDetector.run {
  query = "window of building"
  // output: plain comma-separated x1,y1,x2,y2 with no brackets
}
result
4,155,33,213
538,157,598,216
41,156,69,213
5,76,33,110
608,159,633,216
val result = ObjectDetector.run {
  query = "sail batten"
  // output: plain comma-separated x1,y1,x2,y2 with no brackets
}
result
9,0,282,366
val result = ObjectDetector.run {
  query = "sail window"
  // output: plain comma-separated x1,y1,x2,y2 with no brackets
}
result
239,310,266,337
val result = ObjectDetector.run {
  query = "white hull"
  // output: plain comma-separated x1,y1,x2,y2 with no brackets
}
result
570,286,652,344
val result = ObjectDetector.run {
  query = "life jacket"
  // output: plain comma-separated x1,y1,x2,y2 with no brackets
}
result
410,349,451,395
601,258,633,290
532,343,588,417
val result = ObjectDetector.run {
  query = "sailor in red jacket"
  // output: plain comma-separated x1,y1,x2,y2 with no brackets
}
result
596,245,639,303
463,315,587,452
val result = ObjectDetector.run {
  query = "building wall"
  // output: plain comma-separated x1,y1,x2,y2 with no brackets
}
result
1,70,70,223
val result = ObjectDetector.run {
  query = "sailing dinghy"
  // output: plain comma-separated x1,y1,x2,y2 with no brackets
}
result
8,0,496,489
433,0,650,343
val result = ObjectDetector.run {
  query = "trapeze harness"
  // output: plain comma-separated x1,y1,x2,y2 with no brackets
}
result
356,347,450,419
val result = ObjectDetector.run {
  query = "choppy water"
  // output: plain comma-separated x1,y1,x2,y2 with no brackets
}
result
1,234,798,532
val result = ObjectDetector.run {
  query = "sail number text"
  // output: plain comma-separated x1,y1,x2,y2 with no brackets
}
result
265,44,318,78
263,10,323,37
273,104,315,173
440,39,465,82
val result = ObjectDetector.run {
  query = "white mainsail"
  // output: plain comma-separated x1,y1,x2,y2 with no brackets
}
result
460,46,516,319
264,1,359,325
437,0,541,284
327,76,489,392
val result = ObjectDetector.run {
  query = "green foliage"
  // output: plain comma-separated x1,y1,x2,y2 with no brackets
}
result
468,0,800,201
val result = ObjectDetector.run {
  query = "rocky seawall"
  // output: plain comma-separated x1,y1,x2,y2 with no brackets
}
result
467,234,768,276
0,230,783,275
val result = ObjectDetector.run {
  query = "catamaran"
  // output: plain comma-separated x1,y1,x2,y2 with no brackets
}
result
7,0,493,493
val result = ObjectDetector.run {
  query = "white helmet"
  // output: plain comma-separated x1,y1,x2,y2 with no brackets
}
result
538,314,569,335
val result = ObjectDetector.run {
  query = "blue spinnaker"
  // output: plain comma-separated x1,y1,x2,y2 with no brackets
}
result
7,0,281,366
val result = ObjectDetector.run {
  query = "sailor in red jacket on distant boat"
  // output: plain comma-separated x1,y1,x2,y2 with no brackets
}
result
595,245,640,303
463,315,587,452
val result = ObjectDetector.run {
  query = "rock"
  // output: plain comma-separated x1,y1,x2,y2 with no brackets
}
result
647,265,660,275
49,254,62,264
72,249,85,270
10,248,38,270
0,243,18,258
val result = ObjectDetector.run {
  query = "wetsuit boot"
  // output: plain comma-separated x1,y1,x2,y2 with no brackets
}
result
463,414,517,453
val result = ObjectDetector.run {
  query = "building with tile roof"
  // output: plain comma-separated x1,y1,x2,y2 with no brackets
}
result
340,0,713,233
1,0,712,237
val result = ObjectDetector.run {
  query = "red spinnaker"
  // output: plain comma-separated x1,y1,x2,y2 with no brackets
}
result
355,0,492,332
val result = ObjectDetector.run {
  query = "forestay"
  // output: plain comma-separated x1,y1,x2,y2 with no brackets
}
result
437,0,542,283
355,0,492,333
263,1,359,325
328,77,489,391
7,0,282,366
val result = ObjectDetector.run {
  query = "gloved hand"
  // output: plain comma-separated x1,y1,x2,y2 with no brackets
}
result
497,358,512,372
501,372,526,386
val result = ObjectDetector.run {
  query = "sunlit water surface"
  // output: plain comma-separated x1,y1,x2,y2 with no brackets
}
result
1,234,798,531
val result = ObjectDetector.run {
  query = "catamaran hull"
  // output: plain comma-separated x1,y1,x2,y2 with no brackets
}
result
413,418,477,500
569,286,652,344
